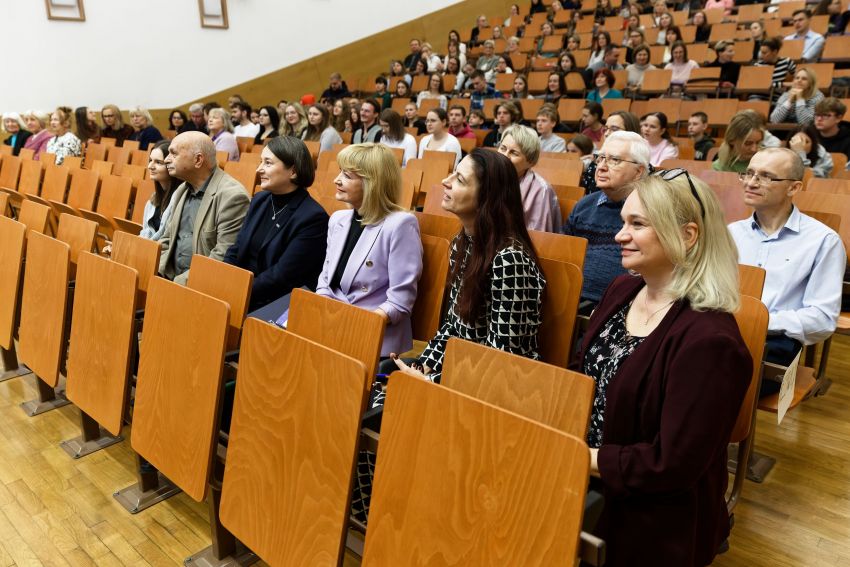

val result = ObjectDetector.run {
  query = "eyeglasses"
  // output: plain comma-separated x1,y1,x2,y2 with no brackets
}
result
593,153,639,167
738,171,801,185
814,113,837,119
654,168,706,220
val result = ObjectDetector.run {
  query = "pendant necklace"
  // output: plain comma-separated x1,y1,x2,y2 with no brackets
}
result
643,292,674,325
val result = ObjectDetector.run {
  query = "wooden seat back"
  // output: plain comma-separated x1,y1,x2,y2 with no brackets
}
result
529,229,588,271
120,164,146,189
806,177,850,195
130,277,230,502
442,337,595,437
84,143,107,166
94,174,133,218
40,165,70,203
18,200,49,235
90,159,114,178
0,155,22,191
111,231,161,310
17,159,44,197
414,211,461,242
121,140,141,152
287,288,385,383
727,295,769,513
0,217,26,350
187,255,254,351
131,179,156,223
55,213,97,279
65,168,100,211
412,234,450,342
538,257,583,367
66,252,138,436
17,231,70,388
362,372,589,566
223,161,259,195
0,193,7,217
793,191,850,255
219,319,369,565
739,264,766,300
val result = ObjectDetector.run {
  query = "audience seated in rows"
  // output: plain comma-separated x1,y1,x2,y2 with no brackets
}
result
158,131,250,284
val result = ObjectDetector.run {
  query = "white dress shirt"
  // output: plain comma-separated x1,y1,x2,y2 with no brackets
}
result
729,206,846,345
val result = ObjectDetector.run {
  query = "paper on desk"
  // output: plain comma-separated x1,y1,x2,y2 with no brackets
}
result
777,350,801,425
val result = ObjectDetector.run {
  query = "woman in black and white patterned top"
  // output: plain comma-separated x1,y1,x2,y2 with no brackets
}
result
393,148,545,383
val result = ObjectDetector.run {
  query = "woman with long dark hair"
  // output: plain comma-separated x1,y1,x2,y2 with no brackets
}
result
254,105,280,145
393,149,546,383
789,123,834,177
74,106,100,144
168,109,190,133
140,140,180,241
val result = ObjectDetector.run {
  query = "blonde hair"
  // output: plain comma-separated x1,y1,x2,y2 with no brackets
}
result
502,124,540,166
717,111,764,170
22,110,49,128
129,106,154,127
53,107,72,129
336,144,403,225
794,67,819,100
101,104,125,127
631,175,740,313
281,103,308,137
208,107,234,133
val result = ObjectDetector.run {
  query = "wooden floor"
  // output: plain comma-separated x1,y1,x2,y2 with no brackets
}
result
0,335,847,566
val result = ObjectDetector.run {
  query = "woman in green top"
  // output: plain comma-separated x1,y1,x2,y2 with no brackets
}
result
712,111,765,173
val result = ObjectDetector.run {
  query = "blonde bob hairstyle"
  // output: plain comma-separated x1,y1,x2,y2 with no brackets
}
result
336,143,403,225
207,107,234,133
502,124,541,167
629,174,740,313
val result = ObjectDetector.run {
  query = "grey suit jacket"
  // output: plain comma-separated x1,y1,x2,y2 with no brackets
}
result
158,167,250,285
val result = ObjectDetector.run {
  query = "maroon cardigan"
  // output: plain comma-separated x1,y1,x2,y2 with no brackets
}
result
578,275,751,567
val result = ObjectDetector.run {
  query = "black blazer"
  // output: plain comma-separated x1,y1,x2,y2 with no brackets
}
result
224,187,329,310
3,130,32,156
578,275,751,567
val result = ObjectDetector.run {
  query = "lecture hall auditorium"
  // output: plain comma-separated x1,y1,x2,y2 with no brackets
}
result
0,0,849,565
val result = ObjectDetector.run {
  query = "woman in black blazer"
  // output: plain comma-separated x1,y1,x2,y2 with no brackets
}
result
223,136,329,310
3,113,32,156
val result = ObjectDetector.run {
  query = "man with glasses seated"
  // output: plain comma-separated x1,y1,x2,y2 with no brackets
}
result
728,148,846,394
814,98,850,162
564,131,650,312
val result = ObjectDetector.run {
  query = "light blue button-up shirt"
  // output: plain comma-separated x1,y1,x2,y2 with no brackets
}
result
784,30,825,63
729,206,846,345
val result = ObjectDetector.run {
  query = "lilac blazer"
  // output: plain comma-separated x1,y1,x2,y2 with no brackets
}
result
316,210,423,356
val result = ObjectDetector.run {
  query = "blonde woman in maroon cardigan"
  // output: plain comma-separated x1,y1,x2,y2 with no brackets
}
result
578,171,751,566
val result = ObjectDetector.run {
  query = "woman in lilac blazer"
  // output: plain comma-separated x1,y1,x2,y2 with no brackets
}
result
316,143,423,356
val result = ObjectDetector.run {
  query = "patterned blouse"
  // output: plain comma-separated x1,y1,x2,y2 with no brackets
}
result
419,235,545,383
583,302,645,448
45,132,82,165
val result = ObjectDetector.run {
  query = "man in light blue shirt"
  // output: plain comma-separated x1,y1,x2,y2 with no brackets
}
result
728,148,845,392
784,10,825,63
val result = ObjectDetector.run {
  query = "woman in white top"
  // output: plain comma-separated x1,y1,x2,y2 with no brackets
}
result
419,42,443,73
664,41,700,86
416,74,448,110
417,108,462,167
302,103,342,153
640,111,679,166
379,109,418,166
45,107,82,165
442,40,467,70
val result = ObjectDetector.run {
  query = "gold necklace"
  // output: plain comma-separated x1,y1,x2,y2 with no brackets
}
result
642,292,674,326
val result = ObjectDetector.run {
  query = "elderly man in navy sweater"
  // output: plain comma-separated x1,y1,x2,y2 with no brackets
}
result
563,131,650,311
